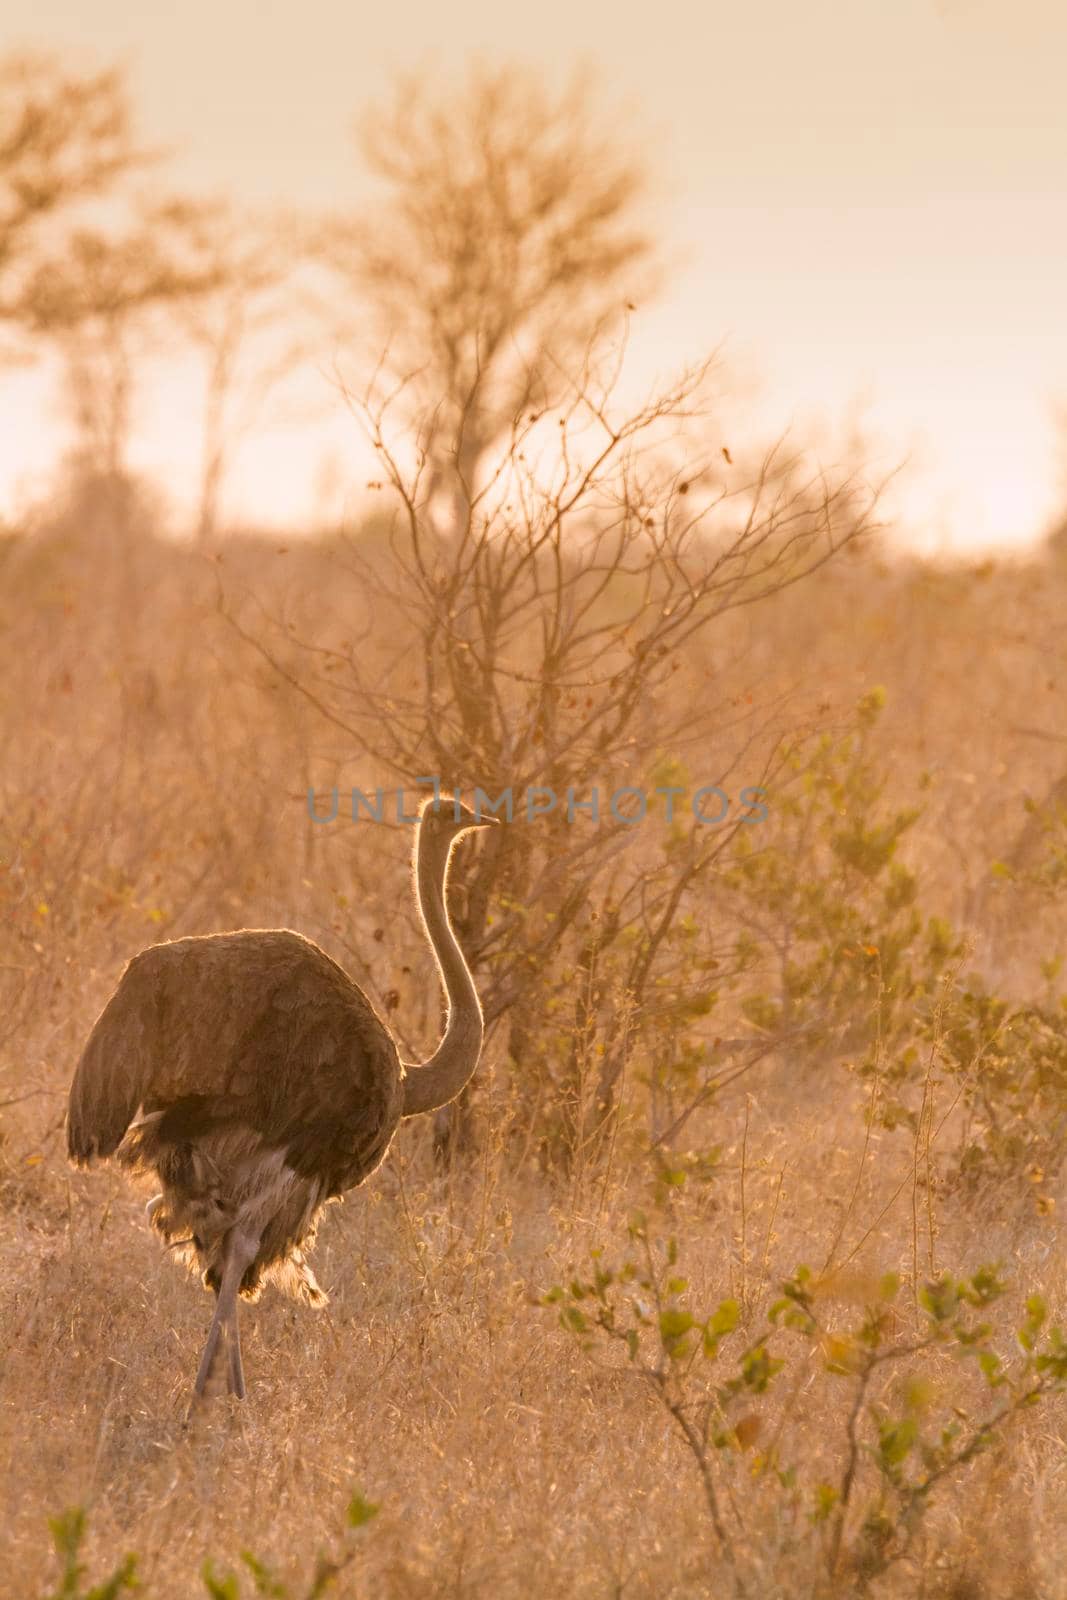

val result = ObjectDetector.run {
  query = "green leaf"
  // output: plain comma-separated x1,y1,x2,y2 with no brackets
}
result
740,1345,783,1393
811,1482,839,1522
83,1556,139,1600
919,1276,959,1323
659,1309,695,1345
202,1563,240,1600
878,1417,918,1469
978,1349,1003,1386
347,1492,380,1530
966,1266,1006,1306
1025,1293,1048,1326
49,1507,88,1592
45,1507,138,1600
240,1550,287,1597
703,1298,740,1356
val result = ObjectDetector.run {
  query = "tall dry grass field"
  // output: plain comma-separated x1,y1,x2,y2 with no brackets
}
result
3,485,1067,1599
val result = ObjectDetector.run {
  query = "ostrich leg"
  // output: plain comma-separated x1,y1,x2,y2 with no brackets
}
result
191,1226,260,1405
227,1294,248,1399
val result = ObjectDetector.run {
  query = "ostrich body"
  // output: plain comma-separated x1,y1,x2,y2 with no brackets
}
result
67,799,494,1403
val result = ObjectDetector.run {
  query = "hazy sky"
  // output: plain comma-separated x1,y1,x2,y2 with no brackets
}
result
3,0,1066,551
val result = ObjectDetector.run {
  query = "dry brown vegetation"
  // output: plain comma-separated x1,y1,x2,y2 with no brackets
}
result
4,45,1067,1600
2,476,1067,1599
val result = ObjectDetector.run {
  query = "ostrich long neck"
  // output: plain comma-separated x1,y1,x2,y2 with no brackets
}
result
400,824,484,1117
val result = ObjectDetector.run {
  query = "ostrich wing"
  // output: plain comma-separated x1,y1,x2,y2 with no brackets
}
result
68,950,160,1163
69,931,403,1192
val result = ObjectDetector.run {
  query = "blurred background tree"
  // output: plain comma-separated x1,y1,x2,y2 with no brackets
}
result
0,54,140,339
324,63,658,530
17,201,227,483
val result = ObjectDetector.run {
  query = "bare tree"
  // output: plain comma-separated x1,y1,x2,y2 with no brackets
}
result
175,206,326,542
231,337,883,1170
325,62,657,529
220,63,884,1170
17,200,227,482
0,57,234,486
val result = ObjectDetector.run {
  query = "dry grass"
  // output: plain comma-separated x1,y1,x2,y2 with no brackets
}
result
4,485,1067,1597
4,1080,1067,1598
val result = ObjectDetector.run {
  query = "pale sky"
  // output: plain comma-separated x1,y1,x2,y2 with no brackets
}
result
3,0,1066,552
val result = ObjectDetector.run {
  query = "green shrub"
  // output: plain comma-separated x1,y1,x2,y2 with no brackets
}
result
544,1218,1067,1594
39,1496,379,1600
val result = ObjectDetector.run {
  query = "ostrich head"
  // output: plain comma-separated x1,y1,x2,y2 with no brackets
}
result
418,796,500,841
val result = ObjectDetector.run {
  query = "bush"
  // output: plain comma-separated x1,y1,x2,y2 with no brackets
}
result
544,1217,1067,1595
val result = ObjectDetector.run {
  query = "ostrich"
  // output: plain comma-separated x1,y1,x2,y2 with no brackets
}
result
67,797,496,1404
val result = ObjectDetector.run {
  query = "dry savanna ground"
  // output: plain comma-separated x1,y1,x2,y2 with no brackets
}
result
3,491,1067,1599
